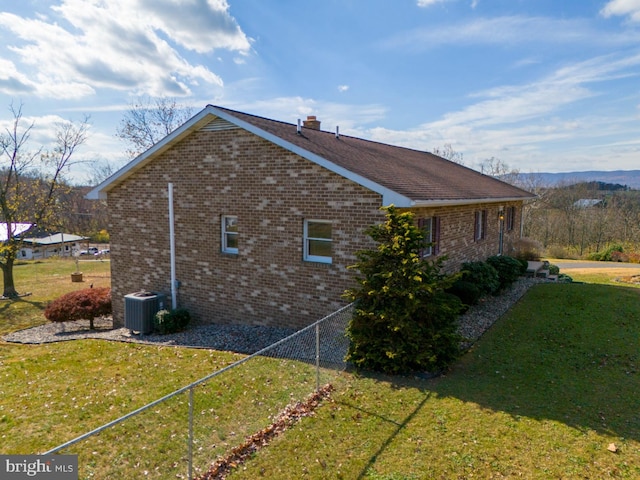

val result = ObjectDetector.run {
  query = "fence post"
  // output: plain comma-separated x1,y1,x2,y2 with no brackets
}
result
188,386,194,479
315,322,320,391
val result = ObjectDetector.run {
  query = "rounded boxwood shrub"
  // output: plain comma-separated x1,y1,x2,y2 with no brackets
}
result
153,308,191,334
459,261,500,296
44,287,111,329
486,255,524,290
446,280,483,308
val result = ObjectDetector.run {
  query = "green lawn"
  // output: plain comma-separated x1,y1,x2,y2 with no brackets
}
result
0,257,111,336
229,283,640,479
1,260,639,479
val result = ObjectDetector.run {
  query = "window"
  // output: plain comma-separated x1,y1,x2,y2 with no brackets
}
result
474,210,487,241
418,217,440,257
221,215,238,254
506,206,516,232
304,220,332,263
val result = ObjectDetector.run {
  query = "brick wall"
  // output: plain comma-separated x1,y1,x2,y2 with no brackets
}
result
108,128,383,329
408,203,524,273
107,127,525,329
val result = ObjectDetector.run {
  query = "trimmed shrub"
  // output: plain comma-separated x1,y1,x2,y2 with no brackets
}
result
44,287,111,330
548,264,560,275
459,261,500,296
153,308,191,334
486,255,524,290
446,280,483,308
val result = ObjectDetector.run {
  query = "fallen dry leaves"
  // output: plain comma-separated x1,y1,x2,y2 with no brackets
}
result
195,383,334,480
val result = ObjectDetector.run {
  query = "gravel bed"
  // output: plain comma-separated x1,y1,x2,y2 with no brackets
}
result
3,277,543,354
457,277,543,348
2,318,297,354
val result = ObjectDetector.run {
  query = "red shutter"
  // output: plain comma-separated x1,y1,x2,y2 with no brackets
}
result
417,218,425,257
474,211,479,241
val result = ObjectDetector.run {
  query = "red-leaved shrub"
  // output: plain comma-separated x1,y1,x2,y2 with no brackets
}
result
44,287,111,329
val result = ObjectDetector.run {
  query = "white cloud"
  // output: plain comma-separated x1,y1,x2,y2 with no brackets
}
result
0,58,37,95
0,0,251,99
338,85,349,92
381,15,640,51
352,52,640,171
601,0,640,22
417,0,478,8
222,97,386,132
416,0,450,6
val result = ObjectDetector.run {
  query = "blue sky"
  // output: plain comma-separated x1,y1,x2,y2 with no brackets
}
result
1,0,639,183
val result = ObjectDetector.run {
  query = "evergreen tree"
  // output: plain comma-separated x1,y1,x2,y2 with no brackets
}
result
345,206,462,374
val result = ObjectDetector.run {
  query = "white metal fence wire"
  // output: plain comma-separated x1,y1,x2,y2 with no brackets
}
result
42,303,354,479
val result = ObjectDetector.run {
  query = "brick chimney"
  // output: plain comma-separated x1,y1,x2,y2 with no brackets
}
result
303,115,321,130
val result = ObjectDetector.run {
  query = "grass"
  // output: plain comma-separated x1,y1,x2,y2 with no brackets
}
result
227,282,640,479
547,258,640,288
0,257,111,336
1,260,639,478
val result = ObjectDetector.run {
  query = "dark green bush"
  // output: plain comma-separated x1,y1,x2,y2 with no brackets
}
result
459,261,500,295
345,206,462,375
486,255,524,290
153,308,191,334
44,287,111,330
548,264,560,275
446,280,483,307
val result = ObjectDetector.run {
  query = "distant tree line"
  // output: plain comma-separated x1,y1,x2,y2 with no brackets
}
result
523,182,640,258
468,154,640,260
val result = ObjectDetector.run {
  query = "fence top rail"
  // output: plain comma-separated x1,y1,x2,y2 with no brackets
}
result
41,302,354,455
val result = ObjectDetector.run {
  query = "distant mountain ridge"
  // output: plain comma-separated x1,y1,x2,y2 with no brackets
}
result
517,170,640,189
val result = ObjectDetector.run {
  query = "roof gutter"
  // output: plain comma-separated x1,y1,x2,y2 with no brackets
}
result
409,195,537,208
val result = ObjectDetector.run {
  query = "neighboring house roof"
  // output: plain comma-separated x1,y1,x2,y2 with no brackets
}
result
0,223,33,242
573,199,603,208
21,232,88,246
88,105,536,207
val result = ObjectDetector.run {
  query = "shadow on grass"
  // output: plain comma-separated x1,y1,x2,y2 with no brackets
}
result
0,296,46,329
427,283,640,441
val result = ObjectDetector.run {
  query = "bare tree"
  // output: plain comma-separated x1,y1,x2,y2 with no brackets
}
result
432,144,464,165
84,157,118,187
116,96,193,158
0,103,89,297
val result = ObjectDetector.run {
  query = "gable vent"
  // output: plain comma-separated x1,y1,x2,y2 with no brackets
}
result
201,117,239,132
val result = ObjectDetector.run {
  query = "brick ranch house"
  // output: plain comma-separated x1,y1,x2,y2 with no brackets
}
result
88,105,535,329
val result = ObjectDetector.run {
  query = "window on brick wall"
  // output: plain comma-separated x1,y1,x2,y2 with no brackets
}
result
221,215,238,254
506,206,516,231
474,210,487,241
304,220,332,263
418,216,440,257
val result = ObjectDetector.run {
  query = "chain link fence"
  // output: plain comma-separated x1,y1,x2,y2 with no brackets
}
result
43,303,354,479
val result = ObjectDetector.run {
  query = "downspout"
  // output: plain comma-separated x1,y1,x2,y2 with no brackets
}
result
168,183,177,310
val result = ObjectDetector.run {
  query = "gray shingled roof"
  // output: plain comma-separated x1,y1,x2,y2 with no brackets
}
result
88,105,536,206
215,106,535,205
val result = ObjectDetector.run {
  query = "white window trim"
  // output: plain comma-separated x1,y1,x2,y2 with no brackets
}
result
421,217,434,257
475,210,486,241
221,215,238,254
304,220,332,264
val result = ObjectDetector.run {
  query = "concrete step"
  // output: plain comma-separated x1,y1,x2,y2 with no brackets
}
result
536,269,550,278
